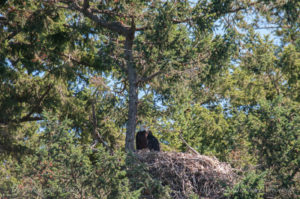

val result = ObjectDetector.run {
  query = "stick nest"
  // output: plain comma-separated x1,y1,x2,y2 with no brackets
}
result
135,151,237,199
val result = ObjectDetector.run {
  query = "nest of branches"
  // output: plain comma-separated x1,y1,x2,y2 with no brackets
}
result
135,151,237,199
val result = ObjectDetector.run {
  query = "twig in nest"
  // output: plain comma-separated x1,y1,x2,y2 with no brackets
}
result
179,132,201,156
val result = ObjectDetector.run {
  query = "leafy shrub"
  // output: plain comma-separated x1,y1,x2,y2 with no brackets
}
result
246,97,300,195
0,112,141,199
224,171,266,199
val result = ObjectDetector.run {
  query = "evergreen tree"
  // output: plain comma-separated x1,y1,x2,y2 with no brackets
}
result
0,1,299,197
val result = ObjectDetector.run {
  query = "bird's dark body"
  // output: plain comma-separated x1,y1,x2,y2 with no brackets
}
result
136,130,148,150
147,131,160,151
136,130,160,151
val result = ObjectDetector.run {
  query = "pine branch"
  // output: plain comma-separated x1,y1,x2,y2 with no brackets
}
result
90,8,133,19
18,116,43,123
90,99,113,154
0,16,8,25
227,2,258,13
18,84,53,123
138,71,163,85
65,2,131,36
0,84,53,125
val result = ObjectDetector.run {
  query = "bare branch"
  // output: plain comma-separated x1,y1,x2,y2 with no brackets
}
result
114,79,127,94
0,116,43,125
136,18,190,31
90,8,132,19
0,16,8,25
172,18,191,24
135,26,149,31
90,99,113,154
138,71,163,85
65,2,130,36
227,2,258,13
0,84,53,125
19,83,53,122
107,53,127,74
60,53,93,67
255,26,280,29
179,132,201,156
18,116,43,123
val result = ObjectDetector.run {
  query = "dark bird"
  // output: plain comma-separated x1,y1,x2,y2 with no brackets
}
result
147,131,160,151
136,130,148,150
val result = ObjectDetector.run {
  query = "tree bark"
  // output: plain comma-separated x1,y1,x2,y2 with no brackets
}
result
66,2,138,152
124,30,137,152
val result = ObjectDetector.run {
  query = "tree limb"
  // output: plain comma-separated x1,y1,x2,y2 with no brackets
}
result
18,116,43,123
136,18,191,31
135,26,150,31
0,116,43,125
0,84,53,125
90,99,113,154
18,83,53,123
138,70,163,85
66,2,130,36
0,16,8,25
90,8,133,19
82,0,89,10
227,2,258,13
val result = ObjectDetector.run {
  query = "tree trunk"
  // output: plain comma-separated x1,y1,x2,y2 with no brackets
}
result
124,32,137,152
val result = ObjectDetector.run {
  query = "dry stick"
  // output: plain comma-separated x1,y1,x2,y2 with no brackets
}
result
179,132,201,156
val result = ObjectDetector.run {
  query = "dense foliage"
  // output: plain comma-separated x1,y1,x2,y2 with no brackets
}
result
0,112,141,198
0,0,299,198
